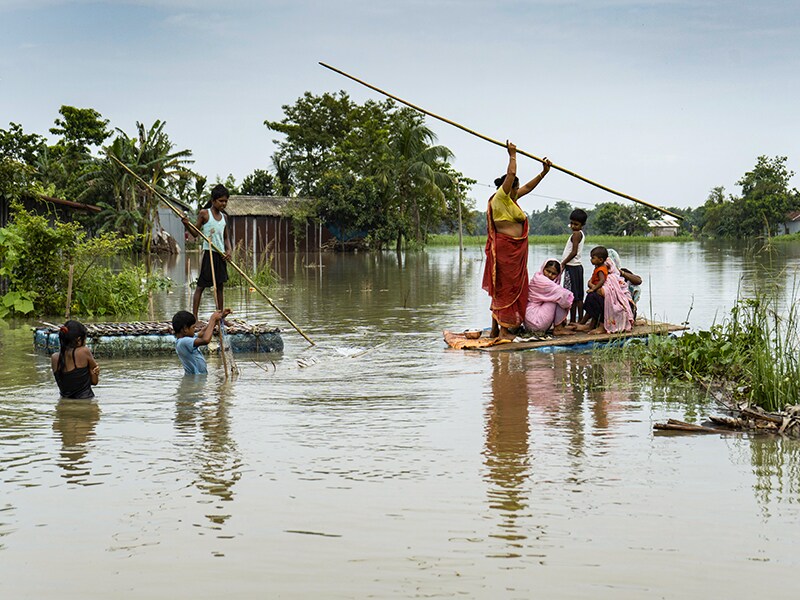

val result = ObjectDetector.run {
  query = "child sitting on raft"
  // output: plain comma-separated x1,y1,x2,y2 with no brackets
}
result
172,308,231,375
575,246,635,334
51,320,100,399
524,259,575,336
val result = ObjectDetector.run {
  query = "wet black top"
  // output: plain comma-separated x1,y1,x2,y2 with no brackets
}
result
54,366,94,399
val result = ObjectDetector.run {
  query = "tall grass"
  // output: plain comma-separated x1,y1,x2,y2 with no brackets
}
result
605,287,800,412
427,233,692,247
226,243,278,289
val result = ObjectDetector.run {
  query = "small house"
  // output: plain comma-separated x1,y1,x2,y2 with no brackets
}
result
224,195,332,254
781,211,800,235
154,200,191,254
647,217,680,237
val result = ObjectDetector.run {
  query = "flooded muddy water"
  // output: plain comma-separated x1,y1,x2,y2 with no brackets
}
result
1,241,799,598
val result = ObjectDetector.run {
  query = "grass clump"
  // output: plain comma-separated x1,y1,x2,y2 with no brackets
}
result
606,292,800,413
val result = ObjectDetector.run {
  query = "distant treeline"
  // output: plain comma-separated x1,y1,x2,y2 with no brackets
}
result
456,156,798,239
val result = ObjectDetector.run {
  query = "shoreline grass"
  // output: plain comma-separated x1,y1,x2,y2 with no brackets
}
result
427,233,694,247
601,289,800,412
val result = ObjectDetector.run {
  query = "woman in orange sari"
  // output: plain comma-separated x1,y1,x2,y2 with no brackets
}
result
483,142,552,339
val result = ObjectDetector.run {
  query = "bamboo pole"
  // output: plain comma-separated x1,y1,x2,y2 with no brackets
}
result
319,62,683,221
207,246,234,377
108,154,316,346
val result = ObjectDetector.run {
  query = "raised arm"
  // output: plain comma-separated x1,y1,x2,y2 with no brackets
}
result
194,309,232,347
516,157,552,200
501,141,517,195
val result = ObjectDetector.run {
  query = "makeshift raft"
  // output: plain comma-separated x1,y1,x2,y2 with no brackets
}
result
443,320,686,353
34,319,283,356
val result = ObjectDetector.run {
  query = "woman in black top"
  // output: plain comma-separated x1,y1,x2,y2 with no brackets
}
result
51,320,100,399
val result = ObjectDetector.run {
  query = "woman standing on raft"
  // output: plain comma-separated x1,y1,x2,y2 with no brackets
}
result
483,142,551,339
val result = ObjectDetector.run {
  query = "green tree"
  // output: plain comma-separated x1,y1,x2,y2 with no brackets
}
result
271,153,293,196
589,202,651,236
382,113,454,247
241,169,275,196
43,105,112,203
265,91,463,248
86,120,194,248
529,200,575,235
265,91,360,196
50,106,110,152
0,123,46,164
736,155,798,236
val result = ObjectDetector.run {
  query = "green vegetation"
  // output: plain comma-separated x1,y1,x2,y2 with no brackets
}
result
427,233,691,247
266,91,475,250
604,293,800,413
1,101,798,257
0,205,170,319
525,156,800,239
226,244,278,290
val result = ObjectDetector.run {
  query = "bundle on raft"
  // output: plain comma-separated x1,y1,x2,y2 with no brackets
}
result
443,320,686,352
34,319,283,356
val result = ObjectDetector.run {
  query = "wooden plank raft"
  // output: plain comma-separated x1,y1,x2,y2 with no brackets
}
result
443,320,686,352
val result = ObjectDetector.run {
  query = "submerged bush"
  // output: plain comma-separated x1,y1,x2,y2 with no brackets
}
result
605,294,800,412
0,204,171,318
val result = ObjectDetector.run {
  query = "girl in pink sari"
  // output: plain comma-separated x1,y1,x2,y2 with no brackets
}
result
601,257,635,333
524,260,575,335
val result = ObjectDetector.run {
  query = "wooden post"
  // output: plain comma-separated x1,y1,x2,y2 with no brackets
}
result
65,263,74,319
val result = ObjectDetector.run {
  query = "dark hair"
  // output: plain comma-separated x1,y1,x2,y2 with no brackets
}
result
544,260,562,274
494,174,520,189
172,310,196,335
570,209,588,225
211,184,230,201
591,246,609,261
56,320,87,374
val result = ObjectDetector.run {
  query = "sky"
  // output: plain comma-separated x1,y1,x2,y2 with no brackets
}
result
1,0,799,213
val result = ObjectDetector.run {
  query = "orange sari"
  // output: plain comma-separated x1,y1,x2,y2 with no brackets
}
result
482,198,529,329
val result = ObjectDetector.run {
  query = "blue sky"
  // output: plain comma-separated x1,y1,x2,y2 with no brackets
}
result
1,0,799,212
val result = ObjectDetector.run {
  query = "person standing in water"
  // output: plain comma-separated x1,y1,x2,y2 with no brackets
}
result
51,320,100,399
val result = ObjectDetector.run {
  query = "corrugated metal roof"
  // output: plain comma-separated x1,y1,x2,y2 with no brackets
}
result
226,195,312,217
648,217,680,228
787,210,800,222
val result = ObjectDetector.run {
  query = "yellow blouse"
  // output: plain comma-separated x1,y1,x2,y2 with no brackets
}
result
491,188,527,223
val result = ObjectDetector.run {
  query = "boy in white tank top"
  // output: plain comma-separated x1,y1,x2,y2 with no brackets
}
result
560,209,587,326
182,184,232,319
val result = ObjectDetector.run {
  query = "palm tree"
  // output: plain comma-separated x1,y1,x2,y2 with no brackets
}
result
272,153,293,196
383,115,454,248
87,121,194,252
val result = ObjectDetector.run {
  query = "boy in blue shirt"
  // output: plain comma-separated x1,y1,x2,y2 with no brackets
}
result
172,309,231,375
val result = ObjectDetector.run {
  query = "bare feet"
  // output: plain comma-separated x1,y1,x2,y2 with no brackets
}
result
553,326,576,336
574,323,593,332
588,326,606,335
497,326,516,341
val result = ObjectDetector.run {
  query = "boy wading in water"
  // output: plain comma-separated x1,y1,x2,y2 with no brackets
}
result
183,184,232,320
172,309,232,375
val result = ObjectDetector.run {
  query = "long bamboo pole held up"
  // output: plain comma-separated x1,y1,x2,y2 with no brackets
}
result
108,154,316,346
319,61,683,221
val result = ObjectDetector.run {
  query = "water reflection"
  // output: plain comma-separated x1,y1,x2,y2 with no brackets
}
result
749,437,800,510
174,377,242,529
52,399,101,485
482,352,642,556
